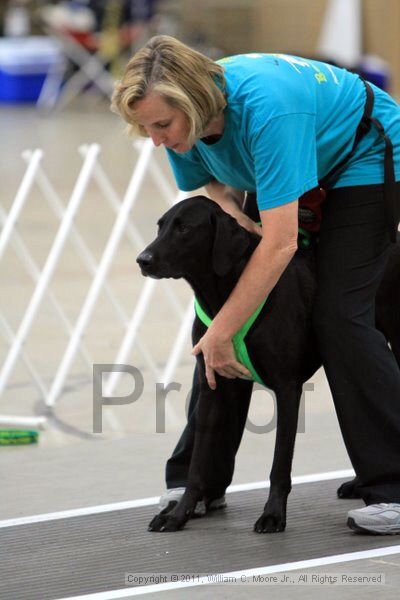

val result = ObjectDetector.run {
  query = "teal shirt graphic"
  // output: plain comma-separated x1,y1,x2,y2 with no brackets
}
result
166,53,400,211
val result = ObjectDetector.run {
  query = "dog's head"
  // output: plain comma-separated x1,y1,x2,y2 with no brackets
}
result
136,196,252,280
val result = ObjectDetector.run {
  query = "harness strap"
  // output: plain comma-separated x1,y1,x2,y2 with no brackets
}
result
194,297,212,328
320,79,398,243
194,297,267,386
193,222,313,385
370,115,398,242
319,79,373,188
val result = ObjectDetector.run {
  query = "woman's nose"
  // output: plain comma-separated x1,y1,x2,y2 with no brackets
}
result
150,132,165,147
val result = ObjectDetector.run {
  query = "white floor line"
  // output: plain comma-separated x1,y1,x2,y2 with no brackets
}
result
0,468,354,530
57,545,400,600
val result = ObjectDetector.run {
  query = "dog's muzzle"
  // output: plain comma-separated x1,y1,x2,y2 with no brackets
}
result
137,249,183,279
136,251,159,278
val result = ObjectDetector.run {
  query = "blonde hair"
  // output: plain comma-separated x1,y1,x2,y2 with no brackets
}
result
111,35,226,145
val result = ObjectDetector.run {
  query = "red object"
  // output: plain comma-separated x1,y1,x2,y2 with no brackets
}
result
60,28,99,50
298,187,326,232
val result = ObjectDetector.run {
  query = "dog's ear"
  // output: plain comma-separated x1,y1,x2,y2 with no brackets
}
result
212,212,251,277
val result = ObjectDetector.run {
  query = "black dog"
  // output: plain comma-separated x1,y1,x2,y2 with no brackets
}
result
137,196,400,533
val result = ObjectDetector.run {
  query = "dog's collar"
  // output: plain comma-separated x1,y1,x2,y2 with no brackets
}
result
194,297,267,386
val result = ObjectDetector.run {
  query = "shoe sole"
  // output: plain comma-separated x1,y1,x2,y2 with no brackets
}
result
194,501,227,516
207,502,227,511
347,517,400,535
159,500,227,517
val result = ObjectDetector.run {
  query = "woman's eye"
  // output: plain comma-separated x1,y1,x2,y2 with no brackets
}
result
157,122,170,129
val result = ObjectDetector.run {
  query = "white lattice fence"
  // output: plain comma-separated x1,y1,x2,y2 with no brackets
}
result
0,139,195,429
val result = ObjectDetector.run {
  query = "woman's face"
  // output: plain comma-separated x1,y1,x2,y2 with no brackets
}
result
133,92,192,153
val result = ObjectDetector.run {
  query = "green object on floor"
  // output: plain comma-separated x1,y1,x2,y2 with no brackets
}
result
0,429,39,445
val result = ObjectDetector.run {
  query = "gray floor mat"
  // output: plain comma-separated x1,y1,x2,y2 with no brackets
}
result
1,479,400,600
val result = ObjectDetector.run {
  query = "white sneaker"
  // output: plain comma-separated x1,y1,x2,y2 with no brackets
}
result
158,488,227,515
347,503,400,534
158,488,186,511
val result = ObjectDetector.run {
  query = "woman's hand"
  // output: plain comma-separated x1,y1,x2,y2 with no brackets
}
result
204,181,262,237
192,328,251,390
233,212,262,236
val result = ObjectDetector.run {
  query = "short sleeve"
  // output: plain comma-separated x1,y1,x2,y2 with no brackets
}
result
166,147,213,191
250,113,318,211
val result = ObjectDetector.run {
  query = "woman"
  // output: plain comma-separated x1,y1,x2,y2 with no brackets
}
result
112,35,400,534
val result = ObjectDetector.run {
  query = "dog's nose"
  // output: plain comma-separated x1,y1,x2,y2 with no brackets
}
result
136,251,154,269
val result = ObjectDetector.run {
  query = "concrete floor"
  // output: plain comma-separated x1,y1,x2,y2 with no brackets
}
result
0,97,399,599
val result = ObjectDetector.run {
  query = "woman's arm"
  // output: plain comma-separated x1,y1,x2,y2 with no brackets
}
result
192,199,299,389
205,180,262,236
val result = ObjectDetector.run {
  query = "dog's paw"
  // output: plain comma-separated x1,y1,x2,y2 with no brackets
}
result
148,512,185,532
253,512,286,534
337,477,361,499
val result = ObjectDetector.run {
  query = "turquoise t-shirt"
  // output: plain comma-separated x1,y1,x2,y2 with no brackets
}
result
166,53,400,211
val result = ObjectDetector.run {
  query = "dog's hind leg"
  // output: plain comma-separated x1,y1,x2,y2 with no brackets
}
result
338,314,400,502
375,243,400,369
337,477,362,498
340,258,400,500
390,341,400,369
376,313,400,370
254,383,302,533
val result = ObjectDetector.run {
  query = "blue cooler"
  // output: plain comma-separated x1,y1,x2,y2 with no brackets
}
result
0,36,64,103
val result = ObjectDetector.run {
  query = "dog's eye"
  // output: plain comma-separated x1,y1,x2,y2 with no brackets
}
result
176,222,191,234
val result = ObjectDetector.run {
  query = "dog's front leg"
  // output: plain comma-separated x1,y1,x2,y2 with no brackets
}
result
148,365,222,533
148,486,201,532
254,383,302,533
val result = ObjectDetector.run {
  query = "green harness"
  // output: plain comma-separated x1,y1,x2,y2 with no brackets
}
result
193,228,313,387
194,297,267,386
